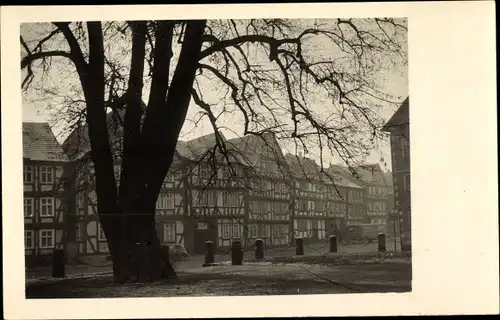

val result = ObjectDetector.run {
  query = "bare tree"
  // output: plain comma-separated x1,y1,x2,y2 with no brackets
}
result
20,18,407,283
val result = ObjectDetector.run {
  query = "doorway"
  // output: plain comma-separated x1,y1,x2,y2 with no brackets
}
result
193,219,218,255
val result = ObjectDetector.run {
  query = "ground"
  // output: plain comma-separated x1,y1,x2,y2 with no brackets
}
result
26,241,411,298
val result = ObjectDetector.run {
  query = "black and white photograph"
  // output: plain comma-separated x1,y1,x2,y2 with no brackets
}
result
2,2,498,318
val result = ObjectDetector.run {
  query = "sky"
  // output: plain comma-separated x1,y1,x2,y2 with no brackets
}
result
21,19,408,171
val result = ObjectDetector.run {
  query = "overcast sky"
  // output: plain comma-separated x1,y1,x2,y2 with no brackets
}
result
21,20,408,171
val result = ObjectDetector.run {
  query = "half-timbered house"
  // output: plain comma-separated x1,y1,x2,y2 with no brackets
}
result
325,165,367,230
352,164,390,228
226,133,293,248
23,122,69,266
285,155,367,243
330,163,391,232
285,154,327,243
171,133,249,254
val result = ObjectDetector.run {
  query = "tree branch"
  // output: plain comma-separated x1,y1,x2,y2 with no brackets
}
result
53,22,88,77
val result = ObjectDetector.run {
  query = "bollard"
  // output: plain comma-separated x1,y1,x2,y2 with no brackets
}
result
254,239,264,260
231,240,243,265
52,247,65,278
378,233,386,252
329,235,337,253
295,237,304,256
205,241,215,265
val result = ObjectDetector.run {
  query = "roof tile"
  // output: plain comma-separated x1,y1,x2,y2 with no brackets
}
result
23,122,68,162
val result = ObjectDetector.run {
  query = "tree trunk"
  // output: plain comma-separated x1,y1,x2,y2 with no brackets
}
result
103,20,207,283
105,194,177,283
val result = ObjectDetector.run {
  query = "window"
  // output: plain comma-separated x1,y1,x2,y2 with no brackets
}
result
223,193,239,207
311,219,318,230
197,222,209,230
299,200,307,211
196,191,214,207
307,200,314,210
40,166,54,184
222,223,230,239
76,223,84,241
261,201,269,213
164,174,176,185
315,201,322,211
279,225,286,237
40,197,54,217
401,138,410,159
199,165,208,179
23,165,33,183
24,198,34,217
218,167,231,180
165,193,174,209
259,224,270,237
404,174,411,192
98,224,106,241
250,224,257,237
297,220,307,231
25,230,34,249
39,229,55,249
77,194,85,210
272,224,280,237
164,223,176,243
157,193,174,209
233,223,240,238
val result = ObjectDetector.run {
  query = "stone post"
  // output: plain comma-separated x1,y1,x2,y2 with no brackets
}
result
231,240,243,265
52,246,65,278
378,233,386,252
204,241,215,265
329,235,337,253
295,237,304,256
254,239,264,260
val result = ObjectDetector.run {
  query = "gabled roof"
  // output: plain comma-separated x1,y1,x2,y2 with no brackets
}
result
347,164,388,186
23,122,68,162
324,164,365,188
62,99,147,160
284,154,320,178
324,162,391,188
225,132,287,169
284,154,363,188
383,97,409,132
182,132,223,160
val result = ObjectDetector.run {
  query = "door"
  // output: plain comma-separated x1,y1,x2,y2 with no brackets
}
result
193,219,217,255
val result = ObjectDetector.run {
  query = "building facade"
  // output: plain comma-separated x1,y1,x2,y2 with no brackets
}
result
23,113,400,264
383,97,411,251
23,122,70,266
332,164,392,232
286,155,367,243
